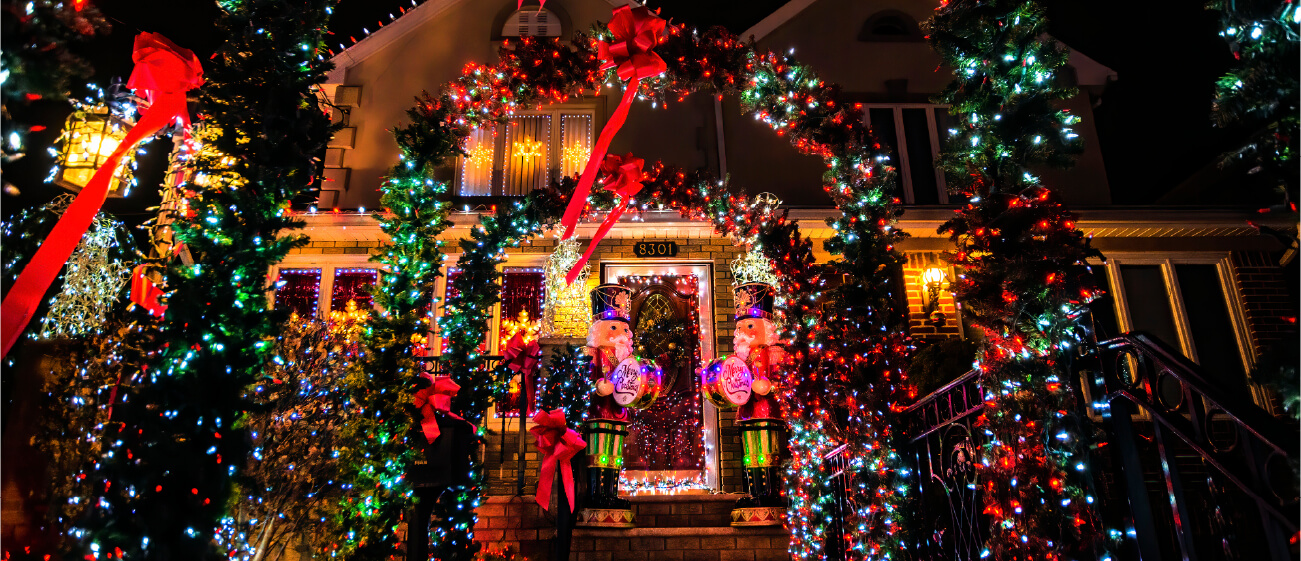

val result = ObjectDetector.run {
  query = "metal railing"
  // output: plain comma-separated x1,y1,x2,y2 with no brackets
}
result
1092,333,1299,561
895,333,1300,561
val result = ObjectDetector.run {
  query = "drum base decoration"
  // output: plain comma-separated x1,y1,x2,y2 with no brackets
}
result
730,506,784,527
576,507,636,528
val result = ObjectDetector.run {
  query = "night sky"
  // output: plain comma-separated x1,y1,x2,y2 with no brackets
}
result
2,0,1255,217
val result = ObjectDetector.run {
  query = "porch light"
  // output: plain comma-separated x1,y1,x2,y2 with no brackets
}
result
53,105,136,197
920,267,950,327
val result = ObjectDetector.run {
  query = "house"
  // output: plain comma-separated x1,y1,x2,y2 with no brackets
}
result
271,0,1298,558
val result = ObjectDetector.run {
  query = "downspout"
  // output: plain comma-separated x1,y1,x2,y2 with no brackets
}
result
714,96,728,178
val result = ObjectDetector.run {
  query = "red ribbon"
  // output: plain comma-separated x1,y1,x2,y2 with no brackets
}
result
565,153,645,284
129,264,167,317
0,32,202,358
557,6,666,247
412,376,468,444
530,409,586,512
503,332,542,415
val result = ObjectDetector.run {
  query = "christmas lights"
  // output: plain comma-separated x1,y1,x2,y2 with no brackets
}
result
926,1,1109,558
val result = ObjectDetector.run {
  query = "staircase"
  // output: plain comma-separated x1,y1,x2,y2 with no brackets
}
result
570,494,788,561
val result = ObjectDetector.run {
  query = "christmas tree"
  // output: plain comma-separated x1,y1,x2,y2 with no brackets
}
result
71,0,337,557
926,0,1108,558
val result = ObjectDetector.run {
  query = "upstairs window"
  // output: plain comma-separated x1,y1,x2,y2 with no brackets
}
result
502,7,560,37
456,106,595,197
858,10,924,42
864,104,951,205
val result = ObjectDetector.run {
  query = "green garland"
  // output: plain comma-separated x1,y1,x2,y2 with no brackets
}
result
927,1,1109,559
354,18,916,561
72,0,337,558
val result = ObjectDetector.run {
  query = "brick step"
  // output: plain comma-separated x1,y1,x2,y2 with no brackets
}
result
626,493,742,529
570,525,788,561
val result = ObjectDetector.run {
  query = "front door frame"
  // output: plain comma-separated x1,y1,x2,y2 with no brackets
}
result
601,260,720,489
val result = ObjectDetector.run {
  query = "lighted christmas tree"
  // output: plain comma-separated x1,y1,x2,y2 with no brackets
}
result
926,1,1108,558
70,0,337,557
1209,0,1300,205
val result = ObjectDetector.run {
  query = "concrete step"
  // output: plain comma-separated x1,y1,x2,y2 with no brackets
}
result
570,525,788,561
626,493,741,529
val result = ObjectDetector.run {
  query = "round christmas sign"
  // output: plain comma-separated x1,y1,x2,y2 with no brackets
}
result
609,357,663,409
701,355,753,408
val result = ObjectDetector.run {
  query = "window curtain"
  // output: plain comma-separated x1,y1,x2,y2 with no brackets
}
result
559,114,592,179
504,115,551,196
458,125,496,196
275,269,322,317
332,268,378,311
496,269,546,417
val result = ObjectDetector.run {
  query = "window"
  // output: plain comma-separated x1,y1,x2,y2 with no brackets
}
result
1101,255,1258,403
857,10,924,42
331,268,378,311
864,104,950,204
274,269,322,317
501,7,560,37
456,107,594,197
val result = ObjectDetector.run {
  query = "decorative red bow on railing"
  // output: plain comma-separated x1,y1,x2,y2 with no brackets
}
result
1,32,203,357
503,331,542,414
565,153,645,284
129,264,167,317
412,376,469,444
557,6,667,261
530,409,586,512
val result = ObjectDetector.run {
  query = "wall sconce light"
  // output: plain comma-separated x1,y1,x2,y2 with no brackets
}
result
53,105,136,197
920,267,950,327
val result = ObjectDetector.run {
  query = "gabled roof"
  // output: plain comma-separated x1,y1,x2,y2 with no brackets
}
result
737,0,1117,85
326,0,634,84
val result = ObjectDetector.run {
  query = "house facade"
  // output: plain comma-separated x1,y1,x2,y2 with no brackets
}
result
271,0,1297,558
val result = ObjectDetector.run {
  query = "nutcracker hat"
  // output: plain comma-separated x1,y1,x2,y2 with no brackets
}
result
591,283,634,323
734,282,776,321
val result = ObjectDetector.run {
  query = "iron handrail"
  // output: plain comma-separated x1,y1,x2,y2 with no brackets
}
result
901,368,983,443
1097,333,1299,533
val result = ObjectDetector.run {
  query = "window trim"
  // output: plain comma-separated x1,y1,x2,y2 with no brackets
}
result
1098,252,1265,407
862,103,949,205
272,253,380,317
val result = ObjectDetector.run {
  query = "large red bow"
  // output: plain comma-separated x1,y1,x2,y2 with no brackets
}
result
503,331,542,414
530,409,586,512
412,376,466,444
129,264,167,317
0,32,203,358
557,6,667,248
597,6,668,82
565,153,645,284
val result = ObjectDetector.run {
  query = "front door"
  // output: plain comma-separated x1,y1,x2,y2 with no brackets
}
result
620,277,704,475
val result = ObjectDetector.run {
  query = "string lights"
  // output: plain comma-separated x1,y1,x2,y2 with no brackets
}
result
926,1,1110,558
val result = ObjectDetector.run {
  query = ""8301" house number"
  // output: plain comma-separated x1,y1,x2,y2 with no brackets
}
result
633,241,678,257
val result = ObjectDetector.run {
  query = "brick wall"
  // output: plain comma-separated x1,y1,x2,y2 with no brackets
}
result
1230,251,1298,356
902,252,962,341
472,496,555,559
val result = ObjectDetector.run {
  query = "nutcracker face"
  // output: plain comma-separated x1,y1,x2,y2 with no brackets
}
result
588,319,634,362
733,318,777,360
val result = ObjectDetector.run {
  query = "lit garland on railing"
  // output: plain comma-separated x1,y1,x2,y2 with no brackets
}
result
926,1,1110,559
367,18,914,561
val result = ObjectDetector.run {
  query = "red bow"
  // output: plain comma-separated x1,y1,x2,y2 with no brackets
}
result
503,331,542,414
412,376,466,444
597,6,668,82
530,409,586,512
0,32,203,358
557,7,667,247
565,154,645,284
129,264,167,317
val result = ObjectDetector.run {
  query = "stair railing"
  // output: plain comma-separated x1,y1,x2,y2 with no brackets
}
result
1092,333,1299,561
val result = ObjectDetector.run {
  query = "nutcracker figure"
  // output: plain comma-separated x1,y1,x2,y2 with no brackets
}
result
577,284,662,528
702,282,787,526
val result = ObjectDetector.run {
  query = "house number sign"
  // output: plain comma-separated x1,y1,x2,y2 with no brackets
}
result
633,241,678,257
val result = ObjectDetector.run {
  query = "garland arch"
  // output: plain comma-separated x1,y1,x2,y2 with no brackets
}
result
334,12,918,561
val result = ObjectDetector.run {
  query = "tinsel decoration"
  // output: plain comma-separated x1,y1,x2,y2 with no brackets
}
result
542,237,590,338
926,1,1109,559
38,196,133,340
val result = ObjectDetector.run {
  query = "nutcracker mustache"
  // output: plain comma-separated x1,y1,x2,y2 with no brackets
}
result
734,332,753,358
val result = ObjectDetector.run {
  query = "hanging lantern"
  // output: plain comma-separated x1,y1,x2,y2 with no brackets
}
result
52,104,136,197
